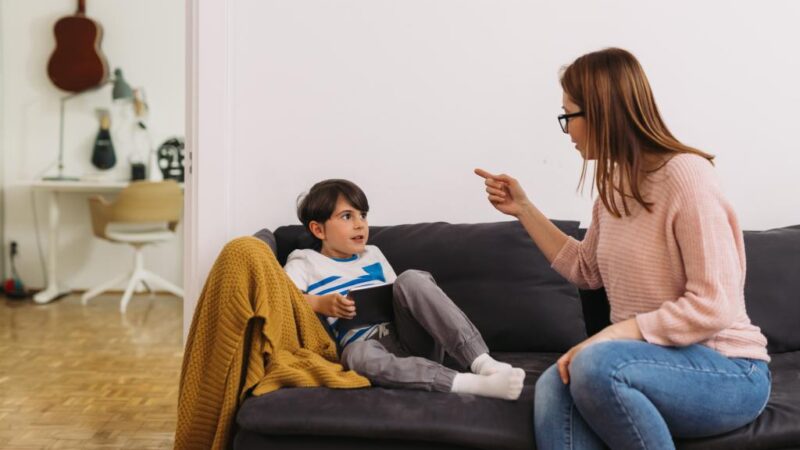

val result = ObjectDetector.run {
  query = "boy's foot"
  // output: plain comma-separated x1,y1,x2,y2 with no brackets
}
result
470,352,513,375
450,368,526,400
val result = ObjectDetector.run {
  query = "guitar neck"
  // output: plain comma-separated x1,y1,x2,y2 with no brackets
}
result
77,0,86,15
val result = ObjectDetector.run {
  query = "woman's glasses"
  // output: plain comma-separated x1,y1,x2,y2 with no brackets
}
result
558,111,584,133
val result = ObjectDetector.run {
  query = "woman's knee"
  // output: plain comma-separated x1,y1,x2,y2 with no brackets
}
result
569,341,625,409
571,340,638,379
534,365,571,416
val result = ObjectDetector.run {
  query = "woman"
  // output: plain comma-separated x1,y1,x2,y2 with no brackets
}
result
475,48,770,449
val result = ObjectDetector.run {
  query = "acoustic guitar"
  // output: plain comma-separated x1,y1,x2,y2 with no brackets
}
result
47,0,109,92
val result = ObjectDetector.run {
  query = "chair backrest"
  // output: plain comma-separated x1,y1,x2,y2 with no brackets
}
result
112,181,183,225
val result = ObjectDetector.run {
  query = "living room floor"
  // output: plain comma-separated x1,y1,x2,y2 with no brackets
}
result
0,293,183,449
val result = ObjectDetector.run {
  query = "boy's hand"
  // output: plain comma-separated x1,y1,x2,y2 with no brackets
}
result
474,168,531,218
314,293,356,319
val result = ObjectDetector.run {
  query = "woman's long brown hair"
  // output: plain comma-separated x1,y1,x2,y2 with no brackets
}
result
560,48,714,218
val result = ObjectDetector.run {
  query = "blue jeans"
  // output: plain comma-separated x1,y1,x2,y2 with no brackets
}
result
534,340,771,450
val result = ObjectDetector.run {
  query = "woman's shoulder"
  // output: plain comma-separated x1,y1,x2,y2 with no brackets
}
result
662,152,714,174
659,152,718,191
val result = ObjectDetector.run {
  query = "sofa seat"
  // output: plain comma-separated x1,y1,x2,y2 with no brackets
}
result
676,351,800,450
235,352,554,450
235,351,800,450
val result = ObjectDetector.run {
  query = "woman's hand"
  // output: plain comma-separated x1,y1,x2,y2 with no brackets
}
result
474,168,531,218
556,318,644,384
308,293,356,319
475,168,569,262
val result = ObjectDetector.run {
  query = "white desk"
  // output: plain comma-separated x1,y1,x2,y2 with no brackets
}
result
31,180,129,303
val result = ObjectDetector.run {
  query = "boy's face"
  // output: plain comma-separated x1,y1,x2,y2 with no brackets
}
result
309,195,369,259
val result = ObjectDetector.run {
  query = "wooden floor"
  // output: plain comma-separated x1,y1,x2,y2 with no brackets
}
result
0,293,183,449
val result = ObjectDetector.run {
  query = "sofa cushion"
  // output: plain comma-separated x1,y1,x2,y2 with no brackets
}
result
253,228,278,255
274,220,586,353
676,351,800,449
742,225,800,353
234,431,475,450
237,353,557,450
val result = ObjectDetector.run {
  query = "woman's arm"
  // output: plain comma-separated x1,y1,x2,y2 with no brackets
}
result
474,168,568,262
475,168,602,288
516,201,570,263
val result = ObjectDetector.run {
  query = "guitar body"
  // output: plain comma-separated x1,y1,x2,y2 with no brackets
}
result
47,0,109,92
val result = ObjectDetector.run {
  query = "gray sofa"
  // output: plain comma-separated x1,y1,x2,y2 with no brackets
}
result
233,220,800,449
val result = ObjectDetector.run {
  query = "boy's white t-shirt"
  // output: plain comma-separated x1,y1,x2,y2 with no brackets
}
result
283,245,397,346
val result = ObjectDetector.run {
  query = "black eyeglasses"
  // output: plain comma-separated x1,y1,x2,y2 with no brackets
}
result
558,111,584,133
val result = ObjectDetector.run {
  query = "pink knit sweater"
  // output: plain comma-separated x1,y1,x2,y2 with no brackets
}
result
552,153,769,361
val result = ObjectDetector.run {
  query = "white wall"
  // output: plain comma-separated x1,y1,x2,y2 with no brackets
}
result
0,0,5,279
1,0,185,289
188,0,800,332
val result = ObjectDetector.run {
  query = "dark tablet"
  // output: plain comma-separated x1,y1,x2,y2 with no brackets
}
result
335,283,394,334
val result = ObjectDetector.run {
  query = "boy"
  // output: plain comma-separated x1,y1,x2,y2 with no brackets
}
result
283,179,525,400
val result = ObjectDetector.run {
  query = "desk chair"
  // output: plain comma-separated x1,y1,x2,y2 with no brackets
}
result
82,180,183,313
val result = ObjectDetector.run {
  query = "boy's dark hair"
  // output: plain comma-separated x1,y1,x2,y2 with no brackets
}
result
297,179,369,242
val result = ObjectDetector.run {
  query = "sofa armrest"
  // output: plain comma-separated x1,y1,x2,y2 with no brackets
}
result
253,228,278,256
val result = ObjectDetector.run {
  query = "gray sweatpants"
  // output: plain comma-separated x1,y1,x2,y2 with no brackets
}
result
340,270,488,393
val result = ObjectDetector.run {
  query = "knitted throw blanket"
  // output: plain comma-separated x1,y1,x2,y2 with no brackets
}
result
175,237,369,450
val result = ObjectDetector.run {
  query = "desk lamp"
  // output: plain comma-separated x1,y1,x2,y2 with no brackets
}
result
44,68,134,181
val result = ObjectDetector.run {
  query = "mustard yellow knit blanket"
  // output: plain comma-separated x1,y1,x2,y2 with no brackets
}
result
175,237,369,450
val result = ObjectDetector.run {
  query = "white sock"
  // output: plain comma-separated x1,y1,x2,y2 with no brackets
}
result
450,368,525,400
470,352,513,375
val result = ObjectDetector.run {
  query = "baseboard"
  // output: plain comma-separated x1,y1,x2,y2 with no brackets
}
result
11,288,180,297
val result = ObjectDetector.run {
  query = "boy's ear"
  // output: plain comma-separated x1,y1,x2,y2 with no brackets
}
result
308,221,326,241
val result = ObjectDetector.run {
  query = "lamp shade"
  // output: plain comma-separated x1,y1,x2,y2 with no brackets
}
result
111,68,133,100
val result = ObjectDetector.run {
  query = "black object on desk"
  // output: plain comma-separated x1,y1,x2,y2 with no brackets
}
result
91,111,116,170
131,162,146,180
157,137,185,182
